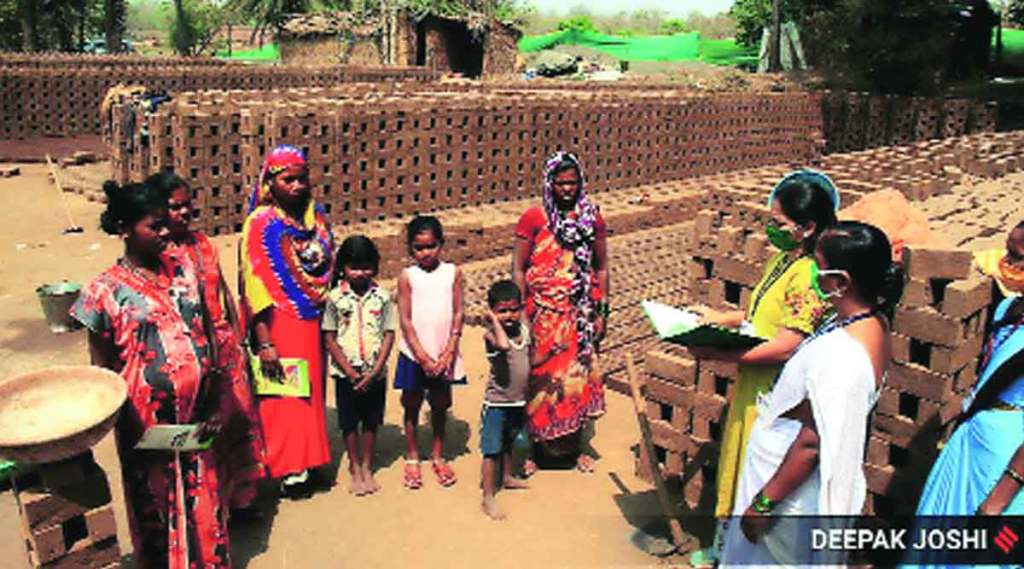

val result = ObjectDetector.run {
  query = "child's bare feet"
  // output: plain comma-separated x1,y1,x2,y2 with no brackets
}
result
502,476,530,490
349,468,367,496
482,496,506,520
362,465,380,494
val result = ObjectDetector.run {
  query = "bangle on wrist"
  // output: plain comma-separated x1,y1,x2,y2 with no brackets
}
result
751,490,778,514
1006,467,1024,486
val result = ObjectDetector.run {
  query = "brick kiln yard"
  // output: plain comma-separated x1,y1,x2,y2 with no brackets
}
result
3,135,1024,566
1,53,1022,568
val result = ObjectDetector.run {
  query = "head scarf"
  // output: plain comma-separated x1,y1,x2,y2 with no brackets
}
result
240,145,333,324
542,151,601,364
247,144,308,214
768,168,841,211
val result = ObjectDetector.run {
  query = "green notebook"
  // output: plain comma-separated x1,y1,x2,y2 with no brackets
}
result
642,300,766,350
250,357,311,398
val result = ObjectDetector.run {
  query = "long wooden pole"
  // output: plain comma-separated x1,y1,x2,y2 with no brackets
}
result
625,354,688,551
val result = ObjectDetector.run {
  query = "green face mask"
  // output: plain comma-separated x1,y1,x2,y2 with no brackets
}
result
766,223,800,252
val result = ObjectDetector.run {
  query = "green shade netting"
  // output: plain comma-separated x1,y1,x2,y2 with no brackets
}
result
518,29,701,62
216,43,280,61
699,38,758,67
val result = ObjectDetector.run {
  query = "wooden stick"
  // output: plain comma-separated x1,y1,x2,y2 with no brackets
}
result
625,353,688,551
45,154,80,231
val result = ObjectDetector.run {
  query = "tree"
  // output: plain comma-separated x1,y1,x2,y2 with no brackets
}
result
105,0,126,52
556,14,596,32
657,17,687,34
166,0,226,55
226,0,310,42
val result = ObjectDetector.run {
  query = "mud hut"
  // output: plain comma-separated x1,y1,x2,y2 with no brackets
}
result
278,9,521,77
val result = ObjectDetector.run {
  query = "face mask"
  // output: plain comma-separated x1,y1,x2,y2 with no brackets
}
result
766,223,800,251
813,267,848,301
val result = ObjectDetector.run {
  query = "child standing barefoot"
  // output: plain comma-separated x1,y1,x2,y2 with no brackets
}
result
322,235,396,496
480,280,533,520
396,216,466,489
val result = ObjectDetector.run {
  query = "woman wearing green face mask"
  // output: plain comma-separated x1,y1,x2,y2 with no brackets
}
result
687,170,839,567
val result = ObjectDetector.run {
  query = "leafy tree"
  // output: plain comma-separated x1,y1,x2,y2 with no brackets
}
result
657,17,687,34
557,14,596,32
166,0,226,55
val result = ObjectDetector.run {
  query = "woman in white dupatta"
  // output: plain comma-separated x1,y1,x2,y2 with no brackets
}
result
720,221,902,567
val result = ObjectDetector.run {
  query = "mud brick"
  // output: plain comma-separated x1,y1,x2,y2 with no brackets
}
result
940,277,991,319
37,537,119,569
690,390,728,421
875,386,943,424
870,413,919,446
901,279,932,307
931,334,984,375
888,362,953,401
953,362,978,393
902,245,972,280
742,233,770,264
649,419,689,453
644,377,692,407
894,306,973,348
695,209,718,235
716,227,745,255
714,256,761,288
645,351,697,386
16,471,111,529
701,358,739,379
24,505,117,565
864,463,896,495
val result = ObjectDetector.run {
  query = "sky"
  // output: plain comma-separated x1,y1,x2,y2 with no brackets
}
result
525,0,735,17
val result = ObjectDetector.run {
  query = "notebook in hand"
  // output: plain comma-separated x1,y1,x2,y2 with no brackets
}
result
641,300,765,350
250,357,311,397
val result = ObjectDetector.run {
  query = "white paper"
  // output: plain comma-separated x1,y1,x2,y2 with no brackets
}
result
640,300,701,339
135,425,212,451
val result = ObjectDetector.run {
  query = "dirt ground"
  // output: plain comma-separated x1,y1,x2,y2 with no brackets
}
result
0,163,677,568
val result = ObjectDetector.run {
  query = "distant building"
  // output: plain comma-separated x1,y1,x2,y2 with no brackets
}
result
278,9,522,78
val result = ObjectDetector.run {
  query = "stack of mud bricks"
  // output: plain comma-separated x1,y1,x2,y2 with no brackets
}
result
110,88,826,234
819,91,996,154
13,452,120,568
0,54,438,140
864,245,991,519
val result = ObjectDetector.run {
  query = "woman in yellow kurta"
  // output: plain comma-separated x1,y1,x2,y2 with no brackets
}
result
687,170,839,566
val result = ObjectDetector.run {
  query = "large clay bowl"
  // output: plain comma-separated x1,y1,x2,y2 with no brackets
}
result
0,366,126,464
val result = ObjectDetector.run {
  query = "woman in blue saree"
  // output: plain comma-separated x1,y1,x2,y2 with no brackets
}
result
909,295,1024,567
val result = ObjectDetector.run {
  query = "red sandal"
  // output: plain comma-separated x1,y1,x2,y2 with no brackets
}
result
403,460,422,490
431,460,457,487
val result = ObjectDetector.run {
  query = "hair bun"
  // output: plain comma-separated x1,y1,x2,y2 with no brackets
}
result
102,180,120,199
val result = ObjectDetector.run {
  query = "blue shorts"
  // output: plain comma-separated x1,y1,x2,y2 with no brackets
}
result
393,353,467,392
479,405,525,457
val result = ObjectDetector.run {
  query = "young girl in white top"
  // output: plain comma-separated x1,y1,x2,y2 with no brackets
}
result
395,215,466,490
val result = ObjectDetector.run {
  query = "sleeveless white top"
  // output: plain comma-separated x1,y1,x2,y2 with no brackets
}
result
399,262,465,380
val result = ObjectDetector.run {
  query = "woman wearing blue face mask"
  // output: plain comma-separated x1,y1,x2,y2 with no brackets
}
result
719,221,901,566
687,170,839,566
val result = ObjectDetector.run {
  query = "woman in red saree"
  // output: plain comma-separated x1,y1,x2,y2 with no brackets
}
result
73,180,230,568
512,152,610,472
149,171,266,514
240,145,334,496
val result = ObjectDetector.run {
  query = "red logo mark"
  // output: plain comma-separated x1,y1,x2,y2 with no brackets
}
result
995,525,1019,555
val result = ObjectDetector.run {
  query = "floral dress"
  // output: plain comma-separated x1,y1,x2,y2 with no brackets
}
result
517,205,606,441
73,261,229,569
167,230,265,509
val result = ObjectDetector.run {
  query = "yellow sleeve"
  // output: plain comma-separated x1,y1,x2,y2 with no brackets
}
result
240,213,275,316
778,258,829,335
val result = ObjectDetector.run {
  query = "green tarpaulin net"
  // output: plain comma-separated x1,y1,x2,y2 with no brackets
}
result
519,29,701,62
519,30,757,66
